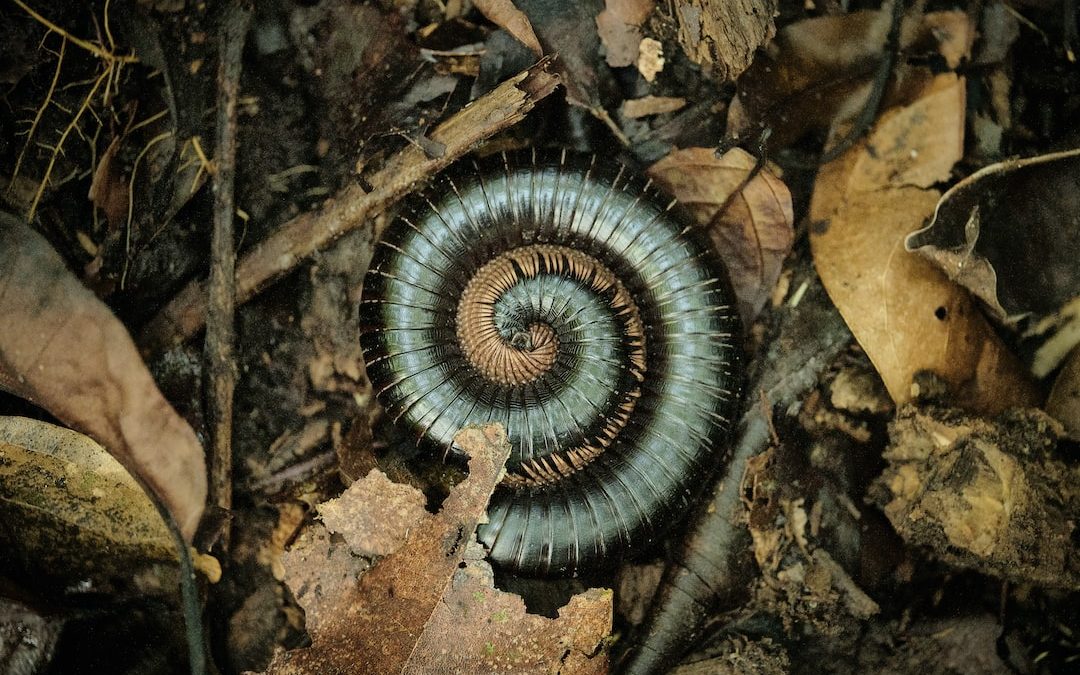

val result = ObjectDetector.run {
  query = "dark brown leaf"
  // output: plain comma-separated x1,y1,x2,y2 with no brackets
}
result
515,0,620,119
648,147,795,325
265,424,512,674
728,8,971,151
905,148,1080,376
0,213,206,539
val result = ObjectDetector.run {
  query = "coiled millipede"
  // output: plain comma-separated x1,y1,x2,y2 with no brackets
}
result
359,149,743,576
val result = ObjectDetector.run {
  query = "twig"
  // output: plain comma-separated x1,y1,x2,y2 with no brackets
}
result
140,57,560,356
204,1,252,550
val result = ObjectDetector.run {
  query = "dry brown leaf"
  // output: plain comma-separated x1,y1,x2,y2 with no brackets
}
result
809,74,1038,414
648,147,795,325
728,9,972,152
265,424,513,674
406,543,611,674
87,135,128,228
596,0,654,67
0,213,206,539
475,0,543,55
673,0,778,82
317,469,427,558
0,416,175,581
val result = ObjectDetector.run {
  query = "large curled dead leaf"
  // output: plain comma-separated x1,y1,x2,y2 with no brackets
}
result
809,71,1038,415
0,416,175,581
0,212,206,539
648,147,794,325
905,148,1080,377
265,424,612,674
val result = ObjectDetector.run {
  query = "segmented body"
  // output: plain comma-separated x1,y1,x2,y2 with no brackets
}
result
359,149,742,576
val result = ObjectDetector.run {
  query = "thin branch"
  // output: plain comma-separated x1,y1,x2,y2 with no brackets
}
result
204,1,252,552
140,57,560,355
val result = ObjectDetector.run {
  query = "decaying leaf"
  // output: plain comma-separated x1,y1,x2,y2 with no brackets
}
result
0,416,175,581
406,542,611,674
596,0,654,68
905,148,1080,375
672,0,778,82
276,523,372,638
648,147,795,325
869,406,1080,590
0,212,206,539
808,73,1038,414
317,468,427,559
511,0,620,128
266,424,609,674
727,7,972,152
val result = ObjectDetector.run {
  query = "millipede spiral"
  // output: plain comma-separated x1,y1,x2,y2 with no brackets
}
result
359,149,743,576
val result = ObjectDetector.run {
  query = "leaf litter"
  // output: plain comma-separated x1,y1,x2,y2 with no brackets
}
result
264,425,611,675
4,0,1080,672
